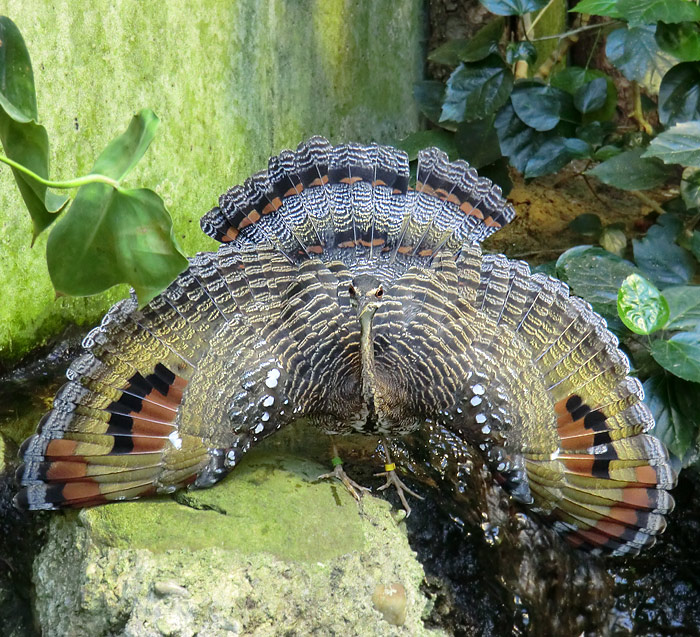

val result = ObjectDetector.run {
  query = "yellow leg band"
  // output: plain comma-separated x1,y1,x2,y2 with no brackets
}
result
384,462,396,472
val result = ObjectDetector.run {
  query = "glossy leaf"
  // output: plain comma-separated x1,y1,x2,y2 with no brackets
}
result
455,115,501,168
429,19,505,65
651,331,700,383
569,213,602,237
46,185,187,303
617,0,700,27
588,148,674,190
494,103,581,178
570,0,622,18
479,0,548,16
644,374,698,462
633,223,695,287
441,56,513,124
576,121,613,146
606,25,676,91
617,273,669,334
555,245,641,322
550,67,618,122
643,120,700,166
574,77,608,114
413,81,447,127
396,129,457,161
681,166,700,209
663,285,700,330
0,17,37,123
510,81,577,132
658,63,700,126
505,41,537,65
656,22,700,62
599,226,627,256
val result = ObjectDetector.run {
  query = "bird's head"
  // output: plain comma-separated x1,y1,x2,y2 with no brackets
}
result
348,274,385,325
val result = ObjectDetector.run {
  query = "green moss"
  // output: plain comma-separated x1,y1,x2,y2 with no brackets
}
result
0,0,421,365
78,454,371,561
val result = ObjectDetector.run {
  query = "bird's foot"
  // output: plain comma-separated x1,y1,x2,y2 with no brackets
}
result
316,458,371,502
375,463,423,517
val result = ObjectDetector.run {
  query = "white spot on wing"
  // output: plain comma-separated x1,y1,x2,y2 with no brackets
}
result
168,430,182,450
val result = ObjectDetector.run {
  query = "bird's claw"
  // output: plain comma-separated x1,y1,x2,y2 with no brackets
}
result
317,464,371,502
374,468,424,517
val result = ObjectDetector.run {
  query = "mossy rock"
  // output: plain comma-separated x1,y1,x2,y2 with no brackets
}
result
33,452,445,636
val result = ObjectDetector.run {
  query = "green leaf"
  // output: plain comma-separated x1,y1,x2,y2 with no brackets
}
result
413,81,447,128
505,41,537,65
617,273,669,334
0,17,69,239
633,223,695,287
599,226,627,256
92,109,159,181
44,111,187,302
643,120,700,166
574,77,608,114
575,122,607,146
681,166,700,209
550,67,618,122
569,213,602,237
479,0,548,15
588,147,675,190
494,103,582,178
593,144,623,161
46,185,187,303
510,81,577,132
0,115,69,239
651,331,700,383
570,0,622,18
663,285,700,330
617,0,700,27
429,18,505,65
455,115,502,168
395,129,457,161
441,56,513,124
643,374,698,461
658,62,700,126
0,17,38,123
555,245,641,322
606,25,677,91
656,22,700,63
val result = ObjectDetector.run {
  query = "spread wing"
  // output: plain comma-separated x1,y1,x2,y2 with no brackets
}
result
15,246,361,510
372,249,676,557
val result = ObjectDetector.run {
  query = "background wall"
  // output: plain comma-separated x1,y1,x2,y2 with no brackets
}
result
0,0,423,365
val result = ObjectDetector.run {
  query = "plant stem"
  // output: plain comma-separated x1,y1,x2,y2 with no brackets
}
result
630,82,653,136
525,0,557,39
0,154,119,189
530,20,621,42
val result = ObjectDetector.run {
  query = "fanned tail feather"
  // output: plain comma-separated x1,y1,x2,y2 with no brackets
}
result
200,137,516,264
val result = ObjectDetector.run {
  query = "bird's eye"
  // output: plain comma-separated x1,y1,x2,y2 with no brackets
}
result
375,287,384,298
348,285,356,297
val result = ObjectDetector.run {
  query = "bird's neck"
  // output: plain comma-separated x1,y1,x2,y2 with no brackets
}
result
359,310,378,411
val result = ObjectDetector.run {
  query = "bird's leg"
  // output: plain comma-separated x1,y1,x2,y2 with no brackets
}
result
316,443,371,502
375,438,424,517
